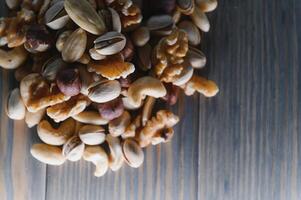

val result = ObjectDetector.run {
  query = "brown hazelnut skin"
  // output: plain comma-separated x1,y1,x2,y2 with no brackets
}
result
97,98,124,121
24,24,52,53
56,68,82,97
161,83,180,105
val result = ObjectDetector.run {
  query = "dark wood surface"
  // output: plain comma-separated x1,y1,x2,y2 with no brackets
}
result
1,0,301,199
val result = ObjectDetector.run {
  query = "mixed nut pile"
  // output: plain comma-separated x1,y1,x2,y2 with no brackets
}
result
3,0,218,177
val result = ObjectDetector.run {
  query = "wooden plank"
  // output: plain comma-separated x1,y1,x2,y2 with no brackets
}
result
0,73,47,200
198,0,301,199
45,95,200,200
0,3,47,200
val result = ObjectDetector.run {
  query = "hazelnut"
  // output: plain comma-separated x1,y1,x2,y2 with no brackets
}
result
118,77,131,88
24,24,52,53
161,83,180,105
56,68,82,97
97,98,124,121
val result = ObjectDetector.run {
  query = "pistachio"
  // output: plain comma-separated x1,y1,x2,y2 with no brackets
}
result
191,6,210,32
122,139,144,168
72,111,109,125
146,15,174,36
56,30,72,52
31,144,66,165
88,80,121,103
94,31,126,56
64,0,106,35
41,57,67,81
187,46,206,68
78,65,94,96
62,28,87,63
6,88,26,120
79,125,106,145
97,98,124,121
178,20,201,46
131,26,150,47
5,0,20,10
45,1,70,30
89,48,107,61
106,134,124,171
99,8,121,32
62,136,85,161
173,65,194,86
176,0,195,15
56,68,82,97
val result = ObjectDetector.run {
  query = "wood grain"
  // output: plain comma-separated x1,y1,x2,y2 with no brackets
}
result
1,0,301,199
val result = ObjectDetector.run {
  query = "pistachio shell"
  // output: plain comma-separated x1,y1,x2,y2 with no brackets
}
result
94,32,126,56
122,139,144,168
41,57,67,81
79,125,106,145
88,80,121,103
147,15,174,36
178,20,201,46
62,136,85,161
45,1,70,30
187,46,206,68
191,6,210,32
64,0,106,35
6,88,26,120
62,28,87,62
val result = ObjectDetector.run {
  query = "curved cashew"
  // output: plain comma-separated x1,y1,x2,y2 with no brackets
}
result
0,46,28,69
30,143,66,166
127,76,166,107
106,134,124,171
72,111,109,125
83,146,109,177
37,118,76,146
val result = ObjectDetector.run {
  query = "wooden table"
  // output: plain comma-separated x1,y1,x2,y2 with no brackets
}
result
1,0,301,199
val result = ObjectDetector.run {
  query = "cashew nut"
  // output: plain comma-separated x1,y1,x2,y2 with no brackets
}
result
25,108,46,128
127,76,166,107
106,134,124,171
0,46,28,69
83,146,109,177
72,111,109,125
142,97,155,126
30,143,66,166
109,111,131,137
37,118,76,146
